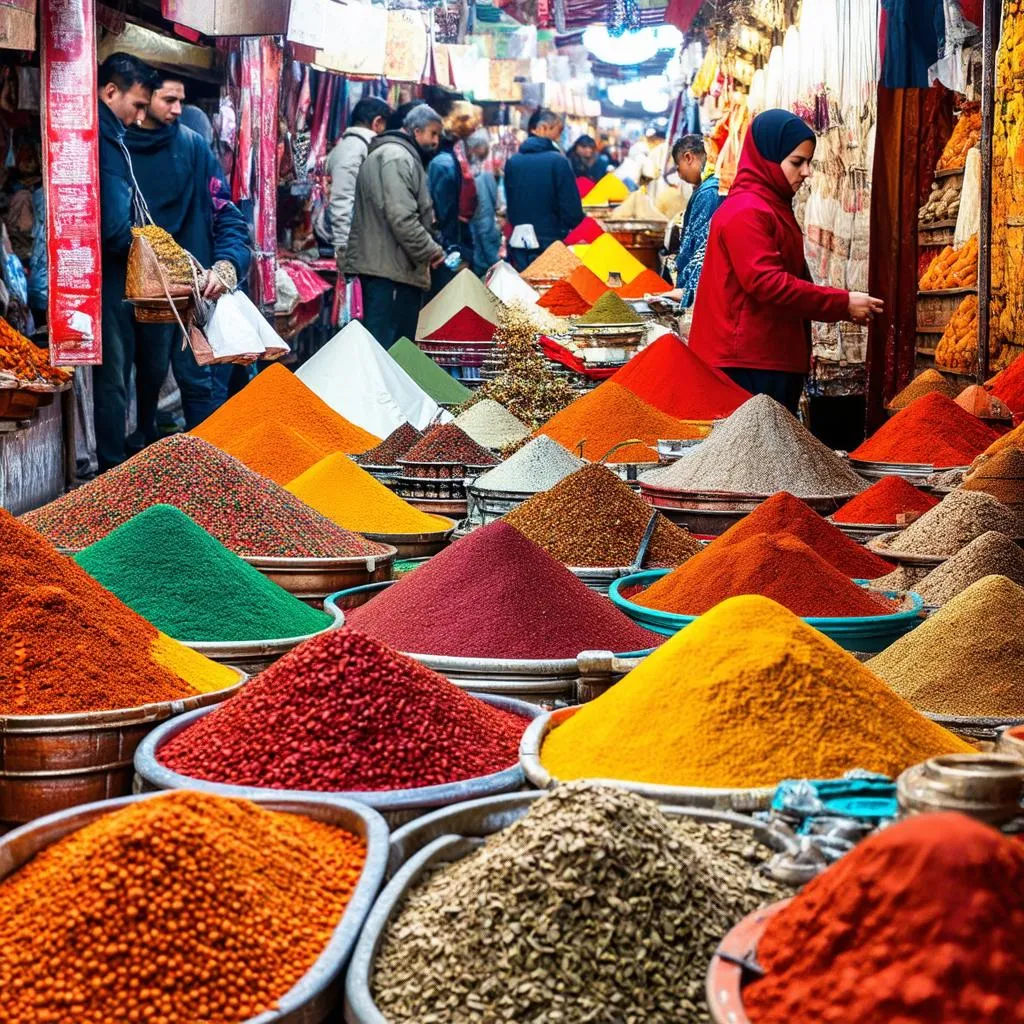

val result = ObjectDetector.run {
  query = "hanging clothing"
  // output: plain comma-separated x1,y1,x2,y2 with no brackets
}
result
688,110,850,376
881,0,944,89
675,174,721,307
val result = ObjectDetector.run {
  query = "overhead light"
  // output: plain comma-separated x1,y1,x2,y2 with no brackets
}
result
582,24,682,66
607,83,629,106
641,91,669,113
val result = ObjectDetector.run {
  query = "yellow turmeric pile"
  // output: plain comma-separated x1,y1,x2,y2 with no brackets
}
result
919,236,978,290
540,595,971,789
0,791,366,1024
287,451,453,535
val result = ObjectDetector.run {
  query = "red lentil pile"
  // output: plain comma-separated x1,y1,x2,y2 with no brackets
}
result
850,392,999,467
715,492,895,578
634,533,897,618
505,463,701,567
832,476,939,526
159,628,530,791
401,422,498,466
348,522,661,657
21,434,390,558
0,791,366,1024
356,422,424,467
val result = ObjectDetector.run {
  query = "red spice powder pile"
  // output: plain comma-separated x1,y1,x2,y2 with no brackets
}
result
400,422,498,466
576,176,596,198
158,628,529,791
617,269,673,299
566,265,609,305
424,307,496,343
609,333,751,420
832,476,939,526
634,533,896,618
347,522,661,658
565,216,605,245
744,812,1024,1024
715,492,894,578
537,278,591,316
987,352,1024,414
850,391,1000,467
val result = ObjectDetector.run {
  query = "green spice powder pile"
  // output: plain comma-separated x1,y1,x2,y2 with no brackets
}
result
578,290,643,326
74,505,331,642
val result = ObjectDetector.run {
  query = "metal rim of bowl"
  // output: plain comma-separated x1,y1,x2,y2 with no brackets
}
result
359,523,456,545
177,603,345,657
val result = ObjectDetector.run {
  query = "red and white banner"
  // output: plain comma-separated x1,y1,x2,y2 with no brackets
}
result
41,0,102,365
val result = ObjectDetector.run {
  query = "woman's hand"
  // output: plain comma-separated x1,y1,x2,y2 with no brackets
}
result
848,292,884,324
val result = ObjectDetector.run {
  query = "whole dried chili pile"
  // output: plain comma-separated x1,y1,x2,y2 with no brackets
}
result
21,434,391,558
505,463,701,567
400,422,498,466
635,533,896,618
356,422,424,467
347,522,661,658
0,791,366,1024
159,628,530,790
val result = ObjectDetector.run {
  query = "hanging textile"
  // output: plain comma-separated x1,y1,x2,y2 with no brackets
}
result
881,0,943,89
865,84,953,429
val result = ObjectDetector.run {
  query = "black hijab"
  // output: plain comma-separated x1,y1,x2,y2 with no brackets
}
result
749,109,816,163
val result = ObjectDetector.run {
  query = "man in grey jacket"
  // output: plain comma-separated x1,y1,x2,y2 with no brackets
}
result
326,97,391,272
345,104,445,350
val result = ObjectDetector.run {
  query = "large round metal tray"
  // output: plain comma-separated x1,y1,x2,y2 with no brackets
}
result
359,523,454,559
520,708,776,812
826,518,903,543
345,799,805,1024
245,549,396,608
179,603,344,673
848,457,969,485
866,533,952,567
924,710,1024,744
0,790,388,1024
134,694,542,828
0,668,247,828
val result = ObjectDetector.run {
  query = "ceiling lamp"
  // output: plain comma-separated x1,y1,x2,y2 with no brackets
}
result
582,24,682,67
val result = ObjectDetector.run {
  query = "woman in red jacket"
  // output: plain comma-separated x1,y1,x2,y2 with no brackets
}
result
688,109,883,412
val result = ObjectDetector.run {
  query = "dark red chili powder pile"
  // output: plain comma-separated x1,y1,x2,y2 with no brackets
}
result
355,422,424,467
832,475,939,526
21,434,390,558
634,533,896,618
423,307,496,343
609,333,751,420
400,422,498,466
850,391,1000,467
744,812,1024,1024
987,352,1024,414
714,491,894,578
157,628,530,791
347,521,661,657
537,278,591,316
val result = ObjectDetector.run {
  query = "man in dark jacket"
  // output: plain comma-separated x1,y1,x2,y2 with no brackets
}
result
96,52,159,471
504,109,584,271
126,74,251,431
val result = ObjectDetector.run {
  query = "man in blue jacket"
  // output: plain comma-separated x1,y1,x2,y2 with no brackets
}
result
126,74,251,432
96,52,160,472
504,109,584,271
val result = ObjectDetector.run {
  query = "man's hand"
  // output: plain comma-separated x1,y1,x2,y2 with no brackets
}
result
202,261,237,300
429,248,446,268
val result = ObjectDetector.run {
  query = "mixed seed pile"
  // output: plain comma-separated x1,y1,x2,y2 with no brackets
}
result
372,783,791,1024
356,423,424,467
878,490,1023,556
911,531,1024,606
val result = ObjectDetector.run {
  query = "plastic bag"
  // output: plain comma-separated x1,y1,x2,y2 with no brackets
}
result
201,290,290,365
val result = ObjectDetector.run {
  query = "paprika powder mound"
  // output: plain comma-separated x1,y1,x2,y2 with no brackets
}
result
0,508,235,715
22,434,390,558
616,268,674,299
73,505,331,643
536,278,591,316
850,391,1000,467
609,332,751,421
714,491,895,577
287,453,453,534
217,419,328,485
986,350,1024,413
0,791,367,1024
538,382,706,464
504,463,701,567
193,362,380,454
347,522,661,658
565,265,609,305
743,813,1024,1024
158,628,530,791
831,475,939,525
539,595,971,789
633,533,896,618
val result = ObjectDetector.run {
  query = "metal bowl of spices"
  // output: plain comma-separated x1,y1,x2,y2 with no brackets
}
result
866,533,952,568
0,668,248,830
245,549,397,609
922,712,1024,745
896,753,1024,823
847,457,964,486
134,694,544,828
0,790,389,1024
520,708,777,812
827,518,905,543
178,603,346,674
359,522,455,559
997,724,1024,759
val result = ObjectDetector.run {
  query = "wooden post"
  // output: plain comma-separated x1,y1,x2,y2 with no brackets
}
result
977,0,1001,382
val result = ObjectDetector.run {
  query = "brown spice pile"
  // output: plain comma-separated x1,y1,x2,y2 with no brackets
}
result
885,369,962,410
962,447,1024,507
911,531,1024,606
505,463,701,567
520,242,583,282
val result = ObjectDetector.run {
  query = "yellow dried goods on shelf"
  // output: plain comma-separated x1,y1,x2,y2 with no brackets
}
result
919,236,978,290
935,294,979,373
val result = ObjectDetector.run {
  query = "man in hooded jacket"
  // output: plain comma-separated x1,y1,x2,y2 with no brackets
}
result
126,73,251,432
503,108,583,271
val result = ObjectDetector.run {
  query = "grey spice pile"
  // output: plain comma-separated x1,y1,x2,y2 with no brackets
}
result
642,394,867,499
372,782,790,1024
473,435,585,494
910,531,1024,606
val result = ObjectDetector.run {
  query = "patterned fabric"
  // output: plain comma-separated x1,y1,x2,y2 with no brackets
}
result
675,174,721,307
